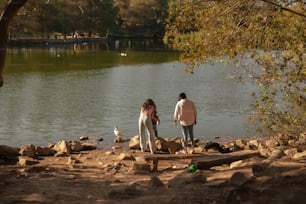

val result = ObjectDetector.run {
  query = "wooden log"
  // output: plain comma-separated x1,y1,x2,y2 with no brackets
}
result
143,153,207,172
192,150,260,170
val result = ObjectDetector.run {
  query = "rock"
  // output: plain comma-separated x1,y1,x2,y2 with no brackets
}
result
67,156,80,165
53,140,72,156
168,170,206,187
284,148,299,158
265,139,280,149
155,137,168,152
0,145,20,157
19,144,36,158
79,136,89,140
70,141,84,152
187,171,207,184
129,135,140,150
81,143,97,150
230,172,251,186
148,176,165,188
132,162,151,172
35,146,55,156
18,156,39,165
167,141,182,154
258,143,271,158
193,146,204,153
105,151,114,155
112,145,121,149
114,135,125,143
293,150,306,159
249,139,261,149
235,139,250,150
118,153,135,161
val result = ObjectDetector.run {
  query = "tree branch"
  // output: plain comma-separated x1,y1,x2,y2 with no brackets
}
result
260,0,306,18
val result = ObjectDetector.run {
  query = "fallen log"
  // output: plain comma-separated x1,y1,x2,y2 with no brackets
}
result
192,150,260,170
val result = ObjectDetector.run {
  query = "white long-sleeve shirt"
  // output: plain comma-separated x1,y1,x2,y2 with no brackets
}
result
174,98,197,126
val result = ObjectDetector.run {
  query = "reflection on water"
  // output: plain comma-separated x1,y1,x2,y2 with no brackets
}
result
0,46,258,147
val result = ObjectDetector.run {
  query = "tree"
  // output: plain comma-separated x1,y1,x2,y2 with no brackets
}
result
0,0,27,87
164,0,305,140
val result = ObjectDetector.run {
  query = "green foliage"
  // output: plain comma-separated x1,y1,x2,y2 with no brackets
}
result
164,0,306,138
4,0,168,37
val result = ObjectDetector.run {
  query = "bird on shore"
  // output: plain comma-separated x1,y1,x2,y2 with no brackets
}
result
114,126,125,143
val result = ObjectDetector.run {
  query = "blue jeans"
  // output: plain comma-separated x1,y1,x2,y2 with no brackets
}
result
181,124,194,148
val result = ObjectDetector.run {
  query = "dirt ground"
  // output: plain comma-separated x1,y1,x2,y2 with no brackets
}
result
1,144,306,204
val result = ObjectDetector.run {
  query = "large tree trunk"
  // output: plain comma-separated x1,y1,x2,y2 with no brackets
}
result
0,0,27,87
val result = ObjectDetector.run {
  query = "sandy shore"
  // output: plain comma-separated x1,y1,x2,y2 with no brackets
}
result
1,138,306,204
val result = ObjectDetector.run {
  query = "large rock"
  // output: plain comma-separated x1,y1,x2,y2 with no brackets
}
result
155,137,168,152
70,141,84,152
19,144,36,158
230,172,252,186
168,171,206,187
81,143,97,150
53,140,72,156
35,146,55,156
0,145,20,157
129,135,140,150
167,141,182,154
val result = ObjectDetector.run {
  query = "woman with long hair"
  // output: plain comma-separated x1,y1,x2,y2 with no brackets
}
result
138,98,159,154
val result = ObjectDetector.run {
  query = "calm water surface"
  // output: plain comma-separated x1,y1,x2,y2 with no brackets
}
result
0,45,258,148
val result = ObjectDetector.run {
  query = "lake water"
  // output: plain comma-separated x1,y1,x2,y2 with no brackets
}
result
0,42,258,148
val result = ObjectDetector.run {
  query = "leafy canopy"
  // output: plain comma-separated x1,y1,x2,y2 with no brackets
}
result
164,0,305,139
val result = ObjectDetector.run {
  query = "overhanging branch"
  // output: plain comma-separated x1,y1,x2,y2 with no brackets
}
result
260,0,306,18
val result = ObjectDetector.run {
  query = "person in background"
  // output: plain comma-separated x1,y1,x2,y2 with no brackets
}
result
173,92,197,153
138,98,159,154
150,100,160,137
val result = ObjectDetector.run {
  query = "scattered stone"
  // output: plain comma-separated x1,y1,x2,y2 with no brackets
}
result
293,150,306,159
118,153,135,161
105,151,114,155
35,146,55,156
53,140,72,156
67,156,80,165
129,135,140,150
284,148,299,157
80,136,89,140
18,156,39,165
132,162,151,172
230,171,251,186
70,141,84,152
168,170,205,187
112,145,121,149
19,144,36,158
204,141,231,153
187,171,207,184
167,141,182,154
81,143,97,150
148,175,165,188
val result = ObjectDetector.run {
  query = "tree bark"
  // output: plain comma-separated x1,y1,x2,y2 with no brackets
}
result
0,0,27,87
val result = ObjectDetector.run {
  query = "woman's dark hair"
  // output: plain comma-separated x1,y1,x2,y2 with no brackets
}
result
179,92,187,100
143,98,156,110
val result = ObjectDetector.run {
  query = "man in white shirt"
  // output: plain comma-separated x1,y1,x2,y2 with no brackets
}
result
173,92,197,153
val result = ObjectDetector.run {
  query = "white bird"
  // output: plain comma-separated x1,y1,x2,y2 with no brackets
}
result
114,126,125,143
